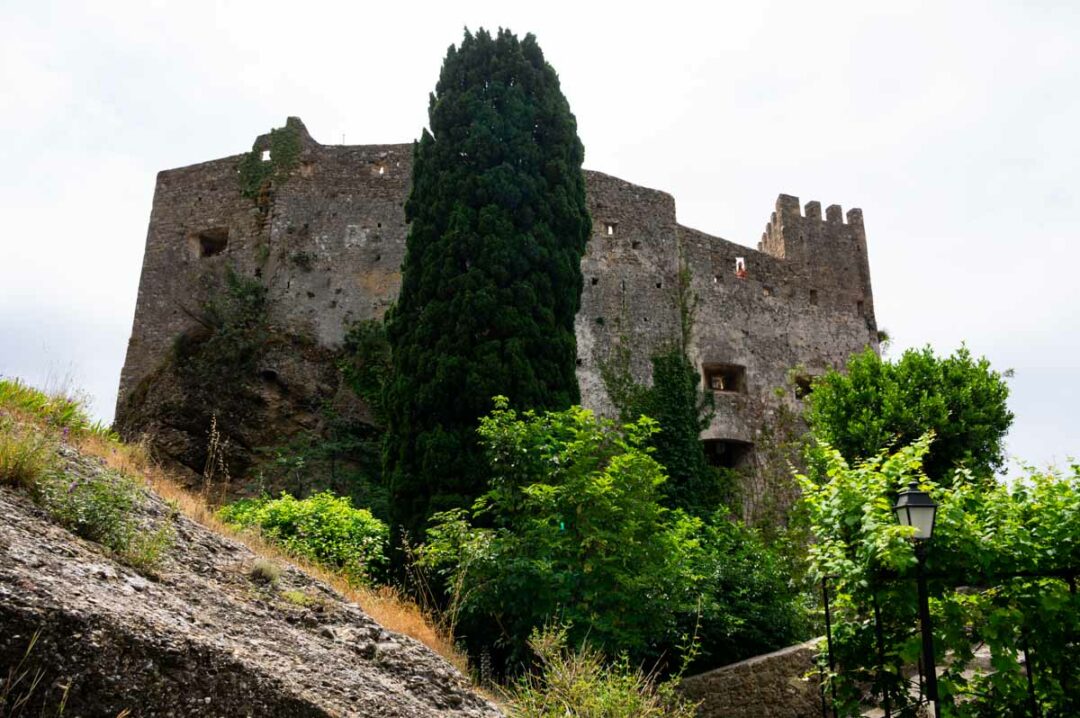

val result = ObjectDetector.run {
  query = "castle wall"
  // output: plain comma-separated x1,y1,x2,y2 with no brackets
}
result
117,119,879,520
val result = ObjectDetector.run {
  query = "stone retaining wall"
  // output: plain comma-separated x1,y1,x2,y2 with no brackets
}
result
679,639,824,718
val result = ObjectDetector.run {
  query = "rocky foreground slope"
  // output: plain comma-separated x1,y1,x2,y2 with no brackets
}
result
0,445,501,717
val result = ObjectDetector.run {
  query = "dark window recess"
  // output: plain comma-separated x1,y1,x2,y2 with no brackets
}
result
196,228,229,257
793,374,813,400
810,289,819,306
631,240,641,250
703,364,746,393
575,358,583,367
591,277,599,286
857,300,865,316
703,439,753,470
655,281,663,289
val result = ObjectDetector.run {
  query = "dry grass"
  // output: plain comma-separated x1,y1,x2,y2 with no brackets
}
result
72,432,468,675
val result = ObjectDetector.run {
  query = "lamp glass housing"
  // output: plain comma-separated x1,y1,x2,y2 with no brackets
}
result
893,481,938,540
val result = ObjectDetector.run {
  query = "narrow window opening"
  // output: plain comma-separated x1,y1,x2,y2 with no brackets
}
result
703,364,747,393
810,289,819,306
590,277,599,286
194,227,229,257
631,240,641,250
605,222,616,236
575,358,583,367
655,281,663,289
713,275,720,285
261,150,271,162
857,300,865,316
702,439,753,470
378,166,385,175
763,286,773,297
735,257,747,279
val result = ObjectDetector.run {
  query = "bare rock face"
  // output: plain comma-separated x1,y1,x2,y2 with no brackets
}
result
0,449,501,717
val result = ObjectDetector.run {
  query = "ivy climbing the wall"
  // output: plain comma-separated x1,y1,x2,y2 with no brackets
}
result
237,118,303,200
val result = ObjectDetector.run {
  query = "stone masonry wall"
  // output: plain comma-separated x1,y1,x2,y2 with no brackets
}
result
116,118,879,518
679,639,823,718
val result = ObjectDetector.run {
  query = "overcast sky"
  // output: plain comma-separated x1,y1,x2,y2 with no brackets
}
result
1,0,1077,474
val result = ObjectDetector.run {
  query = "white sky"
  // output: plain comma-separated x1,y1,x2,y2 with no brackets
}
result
1,0,1077,473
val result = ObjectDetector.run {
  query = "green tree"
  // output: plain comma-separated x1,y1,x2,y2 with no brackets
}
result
383,28,591,541
805,346,1013,484
420,398,805,673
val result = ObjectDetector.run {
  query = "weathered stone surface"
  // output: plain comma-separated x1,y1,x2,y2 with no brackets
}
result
679,639,823,718
0,445,502,717
116,117,878,521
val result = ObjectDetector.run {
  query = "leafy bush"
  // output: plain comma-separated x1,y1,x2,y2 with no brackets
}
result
420,398,805,673
250,558,281,585
34,468,172,573
219,491,388,584
505,625,698,718
687,516,809,671
799,437,1080,716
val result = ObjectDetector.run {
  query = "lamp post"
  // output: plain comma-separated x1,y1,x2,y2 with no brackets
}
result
893,480,941,717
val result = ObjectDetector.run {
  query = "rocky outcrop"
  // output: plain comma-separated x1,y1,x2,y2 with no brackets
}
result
0,447,500,717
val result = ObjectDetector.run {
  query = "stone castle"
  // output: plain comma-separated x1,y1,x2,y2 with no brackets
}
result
116,118,878,521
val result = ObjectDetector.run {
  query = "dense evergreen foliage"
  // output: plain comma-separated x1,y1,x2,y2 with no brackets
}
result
420,398,805,673
800,438,1080,716
805,346,1013,484
383,28,591,540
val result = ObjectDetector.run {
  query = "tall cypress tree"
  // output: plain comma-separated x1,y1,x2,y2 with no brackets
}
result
384,28,591,540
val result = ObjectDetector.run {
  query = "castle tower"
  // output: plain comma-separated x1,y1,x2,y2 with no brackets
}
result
759,194,876,337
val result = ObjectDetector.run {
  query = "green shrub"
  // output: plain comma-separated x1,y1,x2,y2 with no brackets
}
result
280,589,315,607
34,469,172,573
250,558,282,585
506,625,698,718
219,491,388,584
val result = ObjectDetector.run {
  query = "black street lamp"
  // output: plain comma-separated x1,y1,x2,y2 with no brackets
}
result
893,480,941,717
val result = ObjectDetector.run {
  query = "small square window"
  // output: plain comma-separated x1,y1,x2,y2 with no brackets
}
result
261,150,271,162
703,364,746,393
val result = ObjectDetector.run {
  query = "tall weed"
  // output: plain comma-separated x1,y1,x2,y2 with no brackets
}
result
0,419,54,489
506,625,698,718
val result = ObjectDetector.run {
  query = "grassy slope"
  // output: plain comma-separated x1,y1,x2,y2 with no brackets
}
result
0,378,467,675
